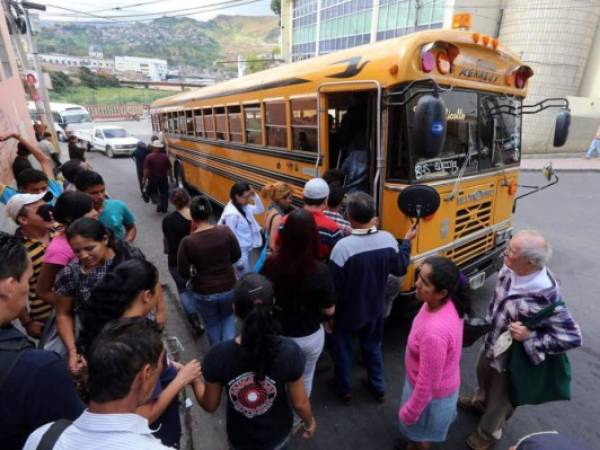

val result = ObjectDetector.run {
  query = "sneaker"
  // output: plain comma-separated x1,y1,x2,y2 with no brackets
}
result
458,395,485,414
361,377,385,402
466,430,497,450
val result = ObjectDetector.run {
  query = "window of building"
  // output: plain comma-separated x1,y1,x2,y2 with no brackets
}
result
291,98,318,152
203,108,216,139
228,105,243,143
185,110,194,135
265,101,288,149
244,104,262,145
214,107,227,140
193,109,204,137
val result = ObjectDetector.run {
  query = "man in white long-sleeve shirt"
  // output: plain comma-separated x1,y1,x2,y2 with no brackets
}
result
23,318,175,450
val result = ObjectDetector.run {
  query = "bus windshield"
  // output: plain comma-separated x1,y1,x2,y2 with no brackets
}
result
389,88,522,182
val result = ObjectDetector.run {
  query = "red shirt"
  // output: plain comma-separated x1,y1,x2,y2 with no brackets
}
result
144,152,171,177
275,209,343,260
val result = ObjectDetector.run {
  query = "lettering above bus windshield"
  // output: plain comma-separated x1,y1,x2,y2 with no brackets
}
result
402,89,522,182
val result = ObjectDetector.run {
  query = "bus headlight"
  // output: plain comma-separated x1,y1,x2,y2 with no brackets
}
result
495,228,513,246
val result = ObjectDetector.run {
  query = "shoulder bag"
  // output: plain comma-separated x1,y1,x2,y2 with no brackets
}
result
507,299,571,406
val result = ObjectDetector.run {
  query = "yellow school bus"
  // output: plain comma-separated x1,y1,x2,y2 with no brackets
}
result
150,29,566,294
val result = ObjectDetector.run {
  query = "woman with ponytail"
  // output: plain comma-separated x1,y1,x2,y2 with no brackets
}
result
398,256,471,449
219,182,264,277
78,259,201,448
192,274,317,450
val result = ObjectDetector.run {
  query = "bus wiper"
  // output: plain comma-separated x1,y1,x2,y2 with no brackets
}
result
445,122,475,201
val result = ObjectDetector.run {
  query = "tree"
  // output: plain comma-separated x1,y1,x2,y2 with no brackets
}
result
49,71,73,93
246,53,268,74
270,0,281,16
78,67,97,89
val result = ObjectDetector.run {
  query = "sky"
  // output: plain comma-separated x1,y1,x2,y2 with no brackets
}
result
40,0,275,23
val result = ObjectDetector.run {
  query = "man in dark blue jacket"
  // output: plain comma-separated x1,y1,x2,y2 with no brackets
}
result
0,232,84,450
329,192,417,403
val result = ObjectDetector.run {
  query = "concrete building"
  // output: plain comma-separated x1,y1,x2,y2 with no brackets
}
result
114,56,168,81
37,53,114,72
280,0,600,154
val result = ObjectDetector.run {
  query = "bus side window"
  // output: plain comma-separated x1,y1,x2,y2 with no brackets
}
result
228,105,243,143
204,108,216,139
214,107,227,140
178,111,186,134
186,110,194,135
291,98,317,152
193,109,204,138
265,101,288,149
244,104,262,145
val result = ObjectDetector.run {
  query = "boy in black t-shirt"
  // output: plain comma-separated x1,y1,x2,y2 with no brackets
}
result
191,274,316,450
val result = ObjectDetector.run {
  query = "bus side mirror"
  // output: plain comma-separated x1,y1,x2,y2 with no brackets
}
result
397,184,441,224
553,110,570,147
414,95,447,159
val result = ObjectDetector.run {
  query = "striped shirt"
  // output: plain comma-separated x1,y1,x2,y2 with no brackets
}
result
323,209,352,236
16,228,55,322
23,411,173,450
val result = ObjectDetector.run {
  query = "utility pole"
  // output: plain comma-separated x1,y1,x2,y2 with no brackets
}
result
414,0,421,32
21,1,61,153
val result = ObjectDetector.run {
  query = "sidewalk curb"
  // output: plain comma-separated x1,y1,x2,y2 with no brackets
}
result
162,284,195,450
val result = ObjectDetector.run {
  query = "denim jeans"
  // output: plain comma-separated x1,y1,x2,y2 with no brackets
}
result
586,138,600,158
188,289,236,346
332,317,385,396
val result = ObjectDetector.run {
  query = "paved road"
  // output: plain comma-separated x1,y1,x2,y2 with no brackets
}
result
87,120,600,450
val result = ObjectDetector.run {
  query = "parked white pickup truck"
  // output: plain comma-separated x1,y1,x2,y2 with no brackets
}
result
74,125,140,158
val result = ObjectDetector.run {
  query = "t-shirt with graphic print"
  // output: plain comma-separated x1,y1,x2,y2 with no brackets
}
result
202,337,305,450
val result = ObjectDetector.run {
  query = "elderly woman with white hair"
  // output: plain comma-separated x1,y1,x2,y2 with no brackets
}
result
460,230,582,450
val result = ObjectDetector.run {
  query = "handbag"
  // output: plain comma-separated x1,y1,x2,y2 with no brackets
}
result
463,317,493,348
507,300,571,407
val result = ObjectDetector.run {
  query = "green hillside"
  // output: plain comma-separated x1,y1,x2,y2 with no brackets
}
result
39,15,280,71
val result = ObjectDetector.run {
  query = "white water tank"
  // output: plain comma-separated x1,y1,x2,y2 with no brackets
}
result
499,0,600,153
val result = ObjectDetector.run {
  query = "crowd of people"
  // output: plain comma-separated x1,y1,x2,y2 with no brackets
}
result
0,129,588,450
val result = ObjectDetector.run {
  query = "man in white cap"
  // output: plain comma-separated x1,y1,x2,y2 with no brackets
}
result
143,140,172,214
6,192,55,337
299,177,344,260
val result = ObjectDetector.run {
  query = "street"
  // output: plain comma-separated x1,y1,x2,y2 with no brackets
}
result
87,120,600,450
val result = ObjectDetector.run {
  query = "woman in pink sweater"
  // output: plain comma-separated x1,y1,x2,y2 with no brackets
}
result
398,256,471,449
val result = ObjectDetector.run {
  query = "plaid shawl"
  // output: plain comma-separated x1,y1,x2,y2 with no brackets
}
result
484,266,582,369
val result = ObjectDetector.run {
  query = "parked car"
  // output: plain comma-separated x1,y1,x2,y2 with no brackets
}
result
74,125,140,158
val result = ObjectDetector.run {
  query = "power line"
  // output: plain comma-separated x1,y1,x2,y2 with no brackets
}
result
43,0,265,21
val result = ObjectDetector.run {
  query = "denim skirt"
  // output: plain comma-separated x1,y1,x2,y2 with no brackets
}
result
398,378,458,442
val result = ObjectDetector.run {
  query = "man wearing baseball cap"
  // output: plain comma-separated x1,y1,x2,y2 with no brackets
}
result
6,191,55,338
143,140,172,214
273,178,343,261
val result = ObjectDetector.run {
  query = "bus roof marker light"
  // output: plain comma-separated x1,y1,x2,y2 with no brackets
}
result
388,63,399,75
482,35,490,47
421,52,435,73
514,66,534,89
436,52,451,74
491,38,500,50
472,32,480,44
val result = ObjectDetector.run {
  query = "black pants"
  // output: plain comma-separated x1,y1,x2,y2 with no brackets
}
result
147,175,169,212
135,163,144,195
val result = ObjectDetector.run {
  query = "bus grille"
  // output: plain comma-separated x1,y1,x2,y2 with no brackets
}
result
446,200,494,267
455,201,492,238
445,233,495,267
